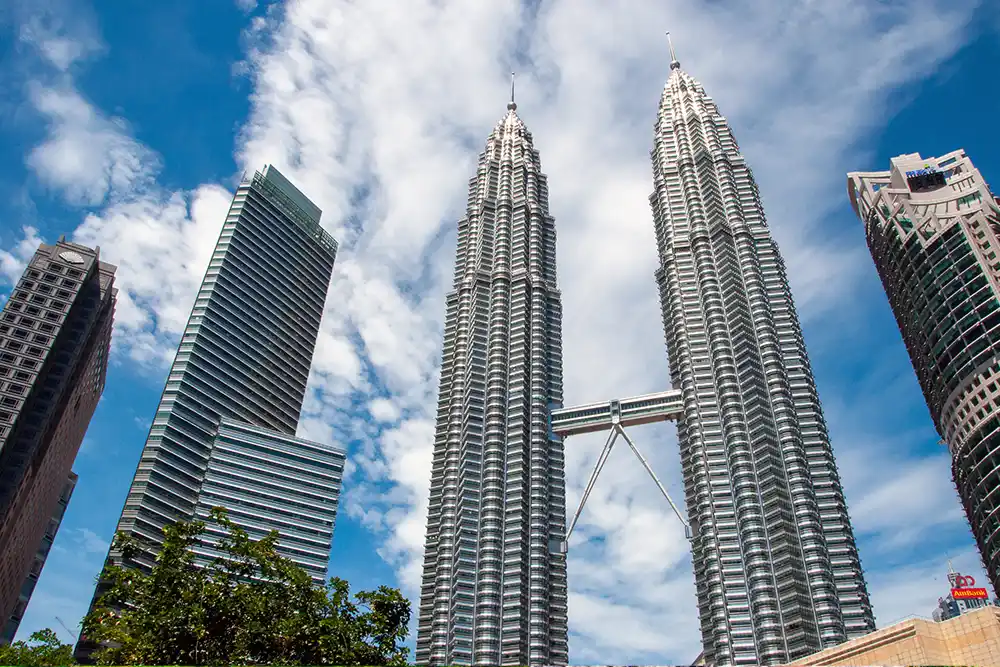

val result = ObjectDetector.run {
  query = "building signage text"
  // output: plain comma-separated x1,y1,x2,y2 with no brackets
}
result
951,573,990,600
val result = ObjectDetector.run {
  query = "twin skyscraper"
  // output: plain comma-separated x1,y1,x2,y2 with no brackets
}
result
416,41,874,666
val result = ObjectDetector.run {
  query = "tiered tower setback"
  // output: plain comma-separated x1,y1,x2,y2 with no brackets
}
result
650,45,875,664
416,95,568,666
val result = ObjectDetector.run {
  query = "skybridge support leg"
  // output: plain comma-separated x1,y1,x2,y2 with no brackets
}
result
550,424,693,555
616,427,692,540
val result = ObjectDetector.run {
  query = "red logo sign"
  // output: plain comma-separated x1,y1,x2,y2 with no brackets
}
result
955,574,977,588
952,587,989,600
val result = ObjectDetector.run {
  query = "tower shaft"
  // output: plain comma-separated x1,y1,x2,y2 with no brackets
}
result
651,63,874,664
417,107,568,666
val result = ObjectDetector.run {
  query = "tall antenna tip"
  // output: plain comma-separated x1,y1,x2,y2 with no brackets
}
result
508,71,517,110
666,31,680,70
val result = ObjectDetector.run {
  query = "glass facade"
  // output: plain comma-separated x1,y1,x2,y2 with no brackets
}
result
849,150,1000,601
109,165,338,571
191,419,345,584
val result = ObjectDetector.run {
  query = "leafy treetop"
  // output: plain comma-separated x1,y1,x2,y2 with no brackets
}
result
80,507,410,666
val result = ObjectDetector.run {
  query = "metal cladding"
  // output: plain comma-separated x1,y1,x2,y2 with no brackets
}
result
106,166,338,570
848,150,1000,601
651,61,874,663
416,105,568,666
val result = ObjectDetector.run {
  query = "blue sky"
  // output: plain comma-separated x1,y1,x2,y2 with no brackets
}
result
0,0,998,663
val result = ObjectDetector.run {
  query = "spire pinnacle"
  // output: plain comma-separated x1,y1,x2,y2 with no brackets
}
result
508,71,517,111
666,31,680,70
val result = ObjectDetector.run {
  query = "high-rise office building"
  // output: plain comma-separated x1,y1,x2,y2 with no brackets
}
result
0,240,116,643
106,164,337,569
191,418,346,585
650,45,874,664
416,94,568,666
2,472,76,643
76,166,339,661
848,150,1000,597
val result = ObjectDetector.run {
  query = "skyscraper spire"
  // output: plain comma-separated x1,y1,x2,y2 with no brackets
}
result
509,71,516,110
666,31,680,70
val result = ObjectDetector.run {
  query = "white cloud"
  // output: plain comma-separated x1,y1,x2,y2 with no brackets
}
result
0,226,43,284
26,84,159,208
4,0,991,662
15,1,103,72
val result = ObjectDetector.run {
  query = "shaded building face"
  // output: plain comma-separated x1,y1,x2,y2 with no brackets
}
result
0,242,116,640
849,151,1000,599
1,472,76,643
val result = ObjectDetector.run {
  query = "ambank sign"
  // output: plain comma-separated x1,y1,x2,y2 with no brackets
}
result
951,573,990,600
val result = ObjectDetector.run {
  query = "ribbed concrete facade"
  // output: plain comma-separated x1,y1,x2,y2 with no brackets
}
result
651,55,874,664
416,100,568,666
848,150,1000,599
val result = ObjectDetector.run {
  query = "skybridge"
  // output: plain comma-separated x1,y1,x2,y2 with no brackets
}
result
549,389,693,554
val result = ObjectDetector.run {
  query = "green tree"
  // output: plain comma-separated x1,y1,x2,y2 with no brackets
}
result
0,628,75,666
80,508,410,666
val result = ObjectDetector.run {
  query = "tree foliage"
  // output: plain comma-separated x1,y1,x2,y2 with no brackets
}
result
80,508,410,666
0,628,75,666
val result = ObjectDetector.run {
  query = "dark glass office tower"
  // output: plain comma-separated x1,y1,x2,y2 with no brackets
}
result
104,165,338,569
650,46,874,664
416,97,568,666
0,240,116,642
77,167,339,662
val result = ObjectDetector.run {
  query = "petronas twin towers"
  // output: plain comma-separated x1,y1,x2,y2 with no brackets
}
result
417,43,874,666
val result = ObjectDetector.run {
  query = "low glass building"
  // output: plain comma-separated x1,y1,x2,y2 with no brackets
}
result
191,419,346,584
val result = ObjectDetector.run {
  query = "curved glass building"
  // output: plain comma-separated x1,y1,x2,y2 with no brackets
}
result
848,150,1000,597
416,97,568,666
651,50,874,664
